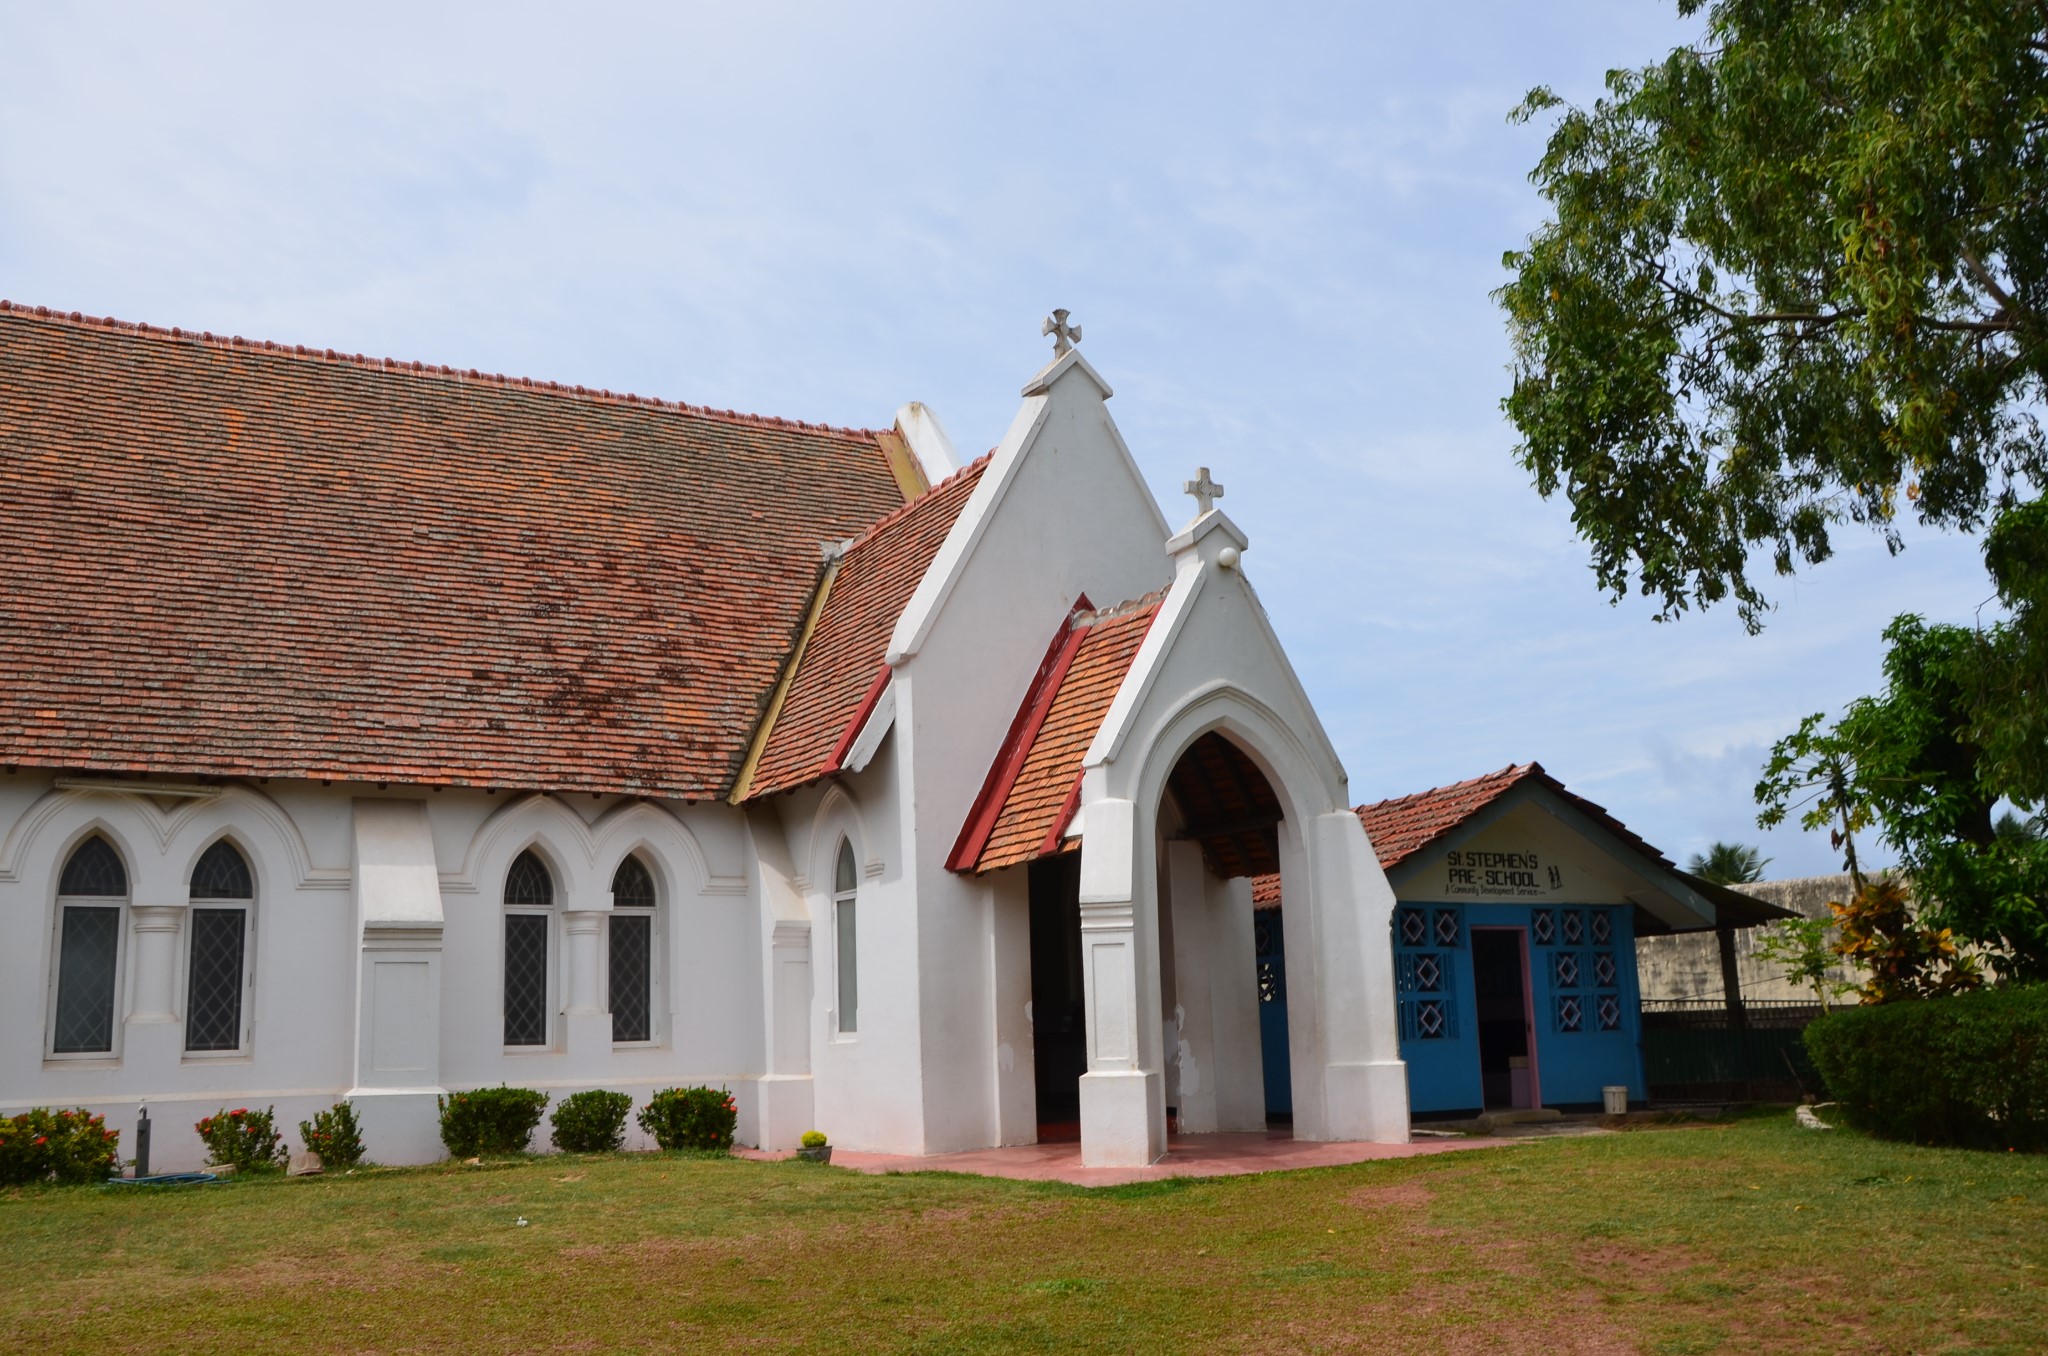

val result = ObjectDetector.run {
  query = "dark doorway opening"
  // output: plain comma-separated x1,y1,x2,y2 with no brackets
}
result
1255,908,1291,1119
1028,853,1086,1135
1472,928,1534,1110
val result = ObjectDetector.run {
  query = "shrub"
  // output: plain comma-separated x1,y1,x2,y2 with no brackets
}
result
438,1086,549,1157
1805,984,2048,1150
800,1129,827,1149
196,1106,289,1173
298,1100,367,1171
0,1108,120,1186
637,1086,737,1153
551,1090,633,1154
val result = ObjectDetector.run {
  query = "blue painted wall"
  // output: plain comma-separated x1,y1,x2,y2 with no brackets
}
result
1394,900,1645,1114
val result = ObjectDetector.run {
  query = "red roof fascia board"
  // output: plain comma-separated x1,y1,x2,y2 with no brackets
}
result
959,593,1164,876
741,455,990,799
826,665,892,773
1037,773,1087,858
946,597,1094,873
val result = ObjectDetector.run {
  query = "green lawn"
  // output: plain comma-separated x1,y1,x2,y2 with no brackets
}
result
2,1113,2042,1354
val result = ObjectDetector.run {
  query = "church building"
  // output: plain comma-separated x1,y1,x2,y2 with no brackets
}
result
0,302,1412,1171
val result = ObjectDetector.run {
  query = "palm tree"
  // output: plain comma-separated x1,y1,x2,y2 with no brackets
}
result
1687,841,1769,885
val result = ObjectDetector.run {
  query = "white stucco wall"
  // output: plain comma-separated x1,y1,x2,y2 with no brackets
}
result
0,775,781,1172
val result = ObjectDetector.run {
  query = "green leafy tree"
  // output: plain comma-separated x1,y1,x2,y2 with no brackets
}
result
1500,0,2047,628
1503,1,2048,975
1687,841,1769,885
1757,616,2048,979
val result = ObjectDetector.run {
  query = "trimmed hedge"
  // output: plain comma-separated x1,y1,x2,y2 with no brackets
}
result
438,1087,549,1157
551,1090,633,1154
638,1086,737,1152
1804,985,2048,1150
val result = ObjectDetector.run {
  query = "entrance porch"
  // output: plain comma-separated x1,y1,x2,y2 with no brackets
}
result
755,1127,1512,1189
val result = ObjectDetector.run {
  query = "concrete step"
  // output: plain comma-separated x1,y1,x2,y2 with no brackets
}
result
1475,1108,1565,1131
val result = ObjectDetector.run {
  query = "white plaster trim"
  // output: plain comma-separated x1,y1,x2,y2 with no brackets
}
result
51,778,220,800
802,783,883,888
1084,554,1348,804
840,678,895,774
894,401,959,482
0,784,346,890
441,795,742,896
887,349,1170,666
1020,346,1114,399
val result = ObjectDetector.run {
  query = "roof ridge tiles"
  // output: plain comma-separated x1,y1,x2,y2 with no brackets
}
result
0,298,889,442
1072,588,1170,627
837,451,996,554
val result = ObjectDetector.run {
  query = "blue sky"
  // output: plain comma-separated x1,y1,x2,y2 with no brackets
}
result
1,3,1997,876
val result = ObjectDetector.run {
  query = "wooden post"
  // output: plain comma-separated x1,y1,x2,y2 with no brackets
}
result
1716,925,1748,1032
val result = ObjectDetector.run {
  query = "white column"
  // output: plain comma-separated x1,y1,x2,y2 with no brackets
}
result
1304,809,1409,1143
1164,842,1218,1133
350,800,449,1164
1206,873,1268,1133
127,902,185,1023
753,918,817,1151
1076,798,1166,1167
562,906,612,1062
563,910,605,1014
122,898,187,1066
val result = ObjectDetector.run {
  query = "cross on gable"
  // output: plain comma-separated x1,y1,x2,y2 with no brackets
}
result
1183,466,1224,515
1042,308,1082,357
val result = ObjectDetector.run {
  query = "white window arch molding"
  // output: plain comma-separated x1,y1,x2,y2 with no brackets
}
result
807,786,878,1042
604,846,666,1047
178,831,260,1059
500,838,569,1051
44,824,134,1063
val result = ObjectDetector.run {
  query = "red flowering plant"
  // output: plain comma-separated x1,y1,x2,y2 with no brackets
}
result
0,1107,119,1186
636,1086,738,1153
194,1105,289,1173
297,1100,367,1171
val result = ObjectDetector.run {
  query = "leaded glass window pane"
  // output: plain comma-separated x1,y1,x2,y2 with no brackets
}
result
191,841,253,899
612,856,655,909
185,908,246,1052
60,837,127,897
611,913,652,1043
836,896,858,1034
504,912,549,1046
52,905,120,1054
506,850,554,907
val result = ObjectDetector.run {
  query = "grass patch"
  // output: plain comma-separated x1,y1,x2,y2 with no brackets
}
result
1,1115,2043,1352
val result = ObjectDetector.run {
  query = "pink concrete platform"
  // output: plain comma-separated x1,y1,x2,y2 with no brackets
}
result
738,1128,1516,1187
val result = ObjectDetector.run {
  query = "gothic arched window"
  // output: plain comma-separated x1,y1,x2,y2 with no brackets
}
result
185,840,254,1053
609,855,657,1044
504,849,554,1047
51,836,127,1056
834,839,858,1035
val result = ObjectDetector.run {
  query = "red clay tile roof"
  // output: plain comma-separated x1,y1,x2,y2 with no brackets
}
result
951,593,1164,875
740,455,990,799
1252,762,1681,909
0,303,912,798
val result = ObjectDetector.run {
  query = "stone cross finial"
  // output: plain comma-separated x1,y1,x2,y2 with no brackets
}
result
1183,466,1225,515
1042,308,1082,356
